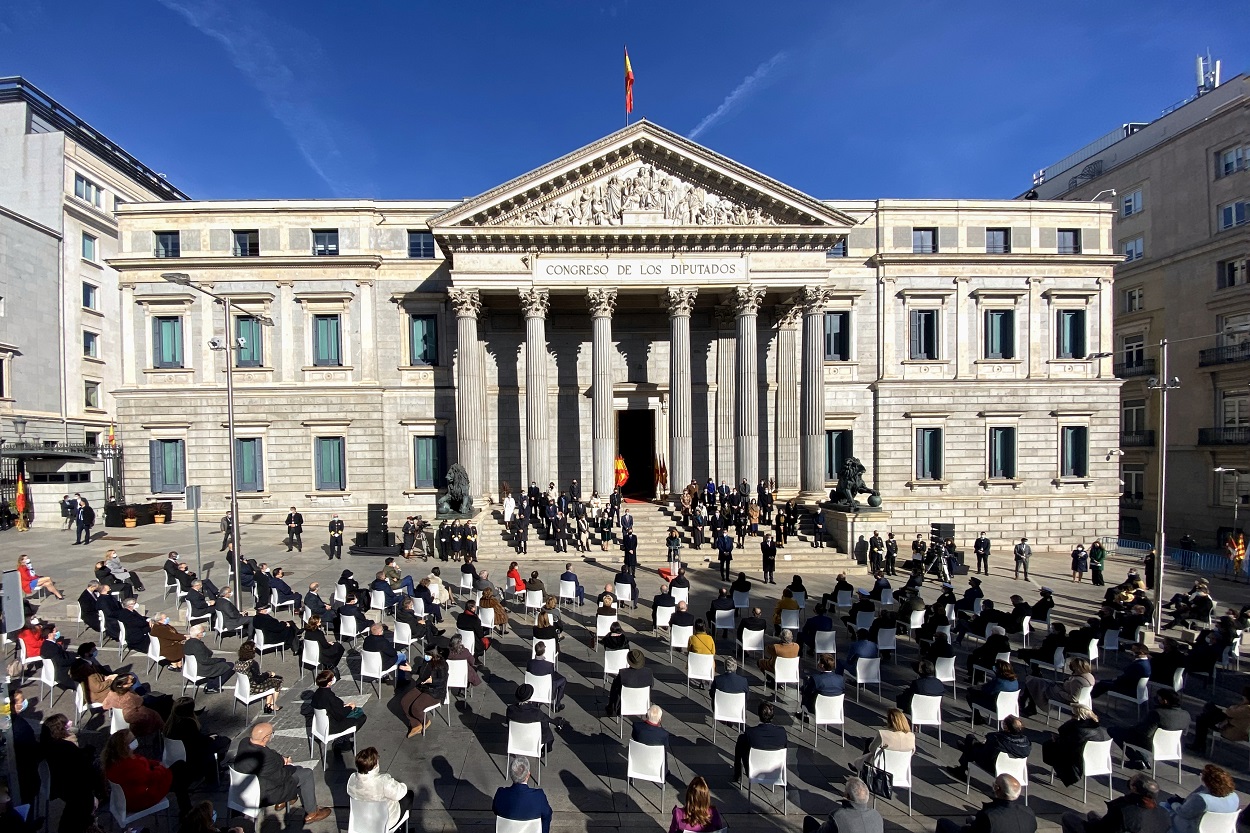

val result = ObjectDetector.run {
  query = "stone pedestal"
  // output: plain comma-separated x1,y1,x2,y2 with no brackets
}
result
824,505,891,560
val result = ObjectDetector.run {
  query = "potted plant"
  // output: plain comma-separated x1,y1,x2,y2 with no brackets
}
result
124,507,138,528
153,505,167,524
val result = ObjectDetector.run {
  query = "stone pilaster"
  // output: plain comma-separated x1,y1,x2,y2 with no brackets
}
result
519,288,551,488
800,286,833,499
666,287,698,498
733,286,766,486
775,303,802,492
587,288,618,497
449,288,486,499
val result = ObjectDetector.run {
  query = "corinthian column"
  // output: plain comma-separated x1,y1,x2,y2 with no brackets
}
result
733,285,767,486
587,288,618,497
519,288,551,488
775,303,802,491
799,286,834,498
449,288,485,498
666,287,698,498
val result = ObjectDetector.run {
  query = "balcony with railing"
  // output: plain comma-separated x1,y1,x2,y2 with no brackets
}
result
1115,358,1155,378
1198,342,1250,367
1198,427,1250,445
1120,493,1144,510
1120,430,1155,448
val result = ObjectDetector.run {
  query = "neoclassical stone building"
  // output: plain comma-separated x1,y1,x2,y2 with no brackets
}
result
110,121,1122,545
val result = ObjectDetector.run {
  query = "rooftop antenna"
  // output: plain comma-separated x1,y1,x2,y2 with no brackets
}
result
1196,51,1221,96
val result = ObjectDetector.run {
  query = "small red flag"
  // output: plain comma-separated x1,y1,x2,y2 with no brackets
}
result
624,46,635,114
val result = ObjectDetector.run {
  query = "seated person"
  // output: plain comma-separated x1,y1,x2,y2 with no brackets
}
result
310,668,367,733
966,625,1012,676
732,702,787,782
1091,643,1151,698
347,746,414,831
801,653,845,715
303,616,345,671
1042,704,1110,786
837,628,880,675
233,722,331,821
362,622,410,682
1110,688,1190,770
605,649,652,717
965,659,1019,713
896,659,945,715
948,715,1031,780
526,640,565,710
799,603,836,655
758,628,800,674
506,683,554,750
631,705,670,748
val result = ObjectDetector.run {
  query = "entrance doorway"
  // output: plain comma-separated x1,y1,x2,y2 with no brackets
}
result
616,409,655,499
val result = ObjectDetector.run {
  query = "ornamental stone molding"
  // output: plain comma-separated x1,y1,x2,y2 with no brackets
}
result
776,303,803,329
518,287,550,319
586,288,618,318
448,288,482,318
665,287,699,317
797,285,835,314
731,286,767,317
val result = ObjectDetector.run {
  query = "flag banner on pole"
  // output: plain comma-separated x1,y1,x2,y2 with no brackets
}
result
624,46,634,114
15,470,27,514
614,455,630,488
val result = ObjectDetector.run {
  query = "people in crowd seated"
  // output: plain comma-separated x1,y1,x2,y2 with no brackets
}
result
1091,643,1151,698
507,683,555,750
526,639,562,709
480,587,510,635
936,774,1035,833
233,722,332,822
713,657,749,696
184,624,233,688
632,704,670,748
687,620,716,656
852,708,915,771
670,601,696,630
652,584,676,629
896,659,945,715
234,640,283,713
606,649,652,717
773,587,800,634
1165,764,1239,833
252,603,300,651
164,696,230,786
69,641,116,704
347,746,415,830
17,554,63,599
449,632,484,688
102,728,182,814
801,653,846,716
965,659,1019,713
1190,684,1250,750
493,755,552,833
737,607,767,639
1042,704,1111,787
672,775,726,833
1060,773,1169,833
1022,657,1095,717
1109,688,1191,770
733,702,787,782
948,715,1030,781
800,604,836,656
102,673,164,738
337,594,371,638
303,614,345,671
759,627,800,674
40,713,104,832
838,628,880,675
311,668,366,733
967,625,1012,676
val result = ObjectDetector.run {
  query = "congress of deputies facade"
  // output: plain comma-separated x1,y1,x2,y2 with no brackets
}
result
109,121,1121,547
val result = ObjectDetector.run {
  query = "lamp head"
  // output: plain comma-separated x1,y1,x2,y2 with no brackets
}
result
160,272,191,286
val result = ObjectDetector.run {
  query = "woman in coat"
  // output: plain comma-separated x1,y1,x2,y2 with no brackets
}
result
666,528,682,565
1071,546,1090,582
1089,539,1107,586
1169,765,1240,833
446,633,483,687
311,668,366,733
506,562,527,594
235,640,284,713
150,612,186,666
480,587,510,634
102,674,164,738
851,708,916,771
965,659,1019,712
70,641,116,705
102,728,177,813
1042,705,1111,786
1023,657,1095,715
399,645,449,737
302,615,345,672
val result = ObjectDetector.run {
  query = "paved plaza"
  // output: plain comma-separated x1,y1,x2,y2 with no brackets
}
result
7,517,1250,832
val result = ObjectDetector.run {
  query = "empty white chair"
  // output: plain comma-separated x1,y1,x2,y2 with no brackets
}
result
971,691,1019,728
359,649,399,696
558,580,578,608
968,751,1028,805
626,739,667,808
163,573,180,599
745,747,788,814
792,591,806,611
613,583,635,609
233,673,268,719
507,721,547,783
349,795,410,833
686,652,715,696
935,655,958,695
1107,676,1150,719
834,590,852,611
844,657,882,701
1121,728,1183,784
876,629,898,661
227,766,262,819
300,639,322,680
310,706,358,766
733,590,750,613
713,609,735,636
711,689,747,743
814,630,837,655
909,694,944,746
618,684,651,737
669,623,694,662
806,692,846,748
459,573,474,597
876,749,914,816
109,780,170,828
671,586,690,606
779,608,801,633
603,648,630,685
737,628,765,663
767,655,801,701
525,590,544,615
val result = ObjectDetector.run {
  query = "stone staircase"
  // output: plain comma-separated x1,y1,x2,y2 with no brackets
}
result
470,499,863,575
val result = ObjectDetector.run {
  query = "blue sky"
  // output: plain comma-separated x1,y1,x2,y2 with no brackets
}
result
2,1,1245,202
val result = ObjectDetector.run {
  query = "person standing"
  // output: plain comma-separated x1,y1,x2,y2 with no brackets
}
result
1013,537,1031,581
60,494,75,531
761,533,777,584
691,506,706,550
218,513,232,551
621,527,639,578
284,506,304,552
328,513,345,560
974,532,991,576
1089,539,1106,586
75,498,96,545
1071,545,1089,583
884,532,899,576
401,516,417,559
811,509,826,548
868,531,884,574
716,529,735,581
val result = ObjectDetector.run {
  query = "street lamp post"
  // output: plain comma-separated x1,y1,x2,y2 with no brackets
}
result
1146,338,1181,635
161,272,272,606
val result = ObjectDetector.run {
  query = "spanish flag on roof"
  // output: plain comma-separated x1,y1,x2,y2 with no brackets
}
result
624,46,634,114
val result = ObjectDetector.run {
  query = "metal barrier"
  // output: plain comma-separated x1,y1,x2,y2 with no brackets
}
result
1109,537,1248,578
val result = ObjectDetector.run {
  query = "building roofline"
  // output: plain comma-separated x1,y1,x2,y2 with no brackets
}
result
0,76,190,201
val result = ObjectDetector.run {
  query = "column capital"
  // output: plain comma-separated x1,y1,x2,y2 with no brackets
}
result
518,287,550,319
448,288,482,319
776,303,803,329
731,285,767,317
586,288,618,318
665,287,699,318
795,285,835,314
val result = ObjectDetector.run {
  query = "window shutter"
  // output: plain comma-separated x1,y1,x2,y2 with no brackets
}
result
1075,427,1088,476
1073,312,1086,358
1001,312,1014,359
910,310,923,359
150,440,164,493
966,226,986,249
938,227,958,251
1003,429,1016,478
435,437,448,488
254,439,265,491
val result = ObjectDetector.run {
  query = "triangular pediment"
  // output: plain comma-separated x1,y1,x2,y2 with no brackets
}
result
430,120,855,232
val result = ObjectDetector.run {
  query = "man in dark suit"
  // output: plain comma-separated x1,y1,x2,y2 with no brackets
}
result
733,702,788,782
362,622,409,681
253,604,299,651
185,581,213,620
214,587,252,637
39,633,76,686
670,601,696,629
96,585,123,639
838,629,880,675
78,582,102,632
937,774,1036,833
114,598,152,651
651,585,675,629
620,530,639,578
1059,773,1167,833
493,755,552,833
737,606,767,639
285,506,304,552
559,562,584,606
304,582,335,628
1110,688,1191,769
716,531,735,581
327,513,344,560
253,564,273,608
506,684,555,750
526,641,566,711
233,723,331,822
712,656,750,696
369,571,403,612
606,649,652,717
162,551,182,582
707,587,736,634
269,568,301,613
800,653,845,714
950,715,1031,780
896,659,946,714
799,603,836,655
612,568,638,609
632,705,670,748
184,624,233,687
338,595,371,638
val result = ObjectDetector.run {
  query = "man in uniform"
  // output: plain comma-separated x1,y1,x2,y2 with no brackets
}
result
974,531,991,576
1013,537,1032,581
284,506,304,552
328,513,345,560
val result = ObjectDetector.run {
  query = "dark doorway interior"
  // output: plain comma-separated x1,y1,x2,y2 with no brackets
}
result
617,409,655,499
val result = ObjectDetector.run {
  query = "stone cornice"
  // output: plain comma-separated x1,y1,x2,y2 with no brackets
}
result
432,227,844,254
872,252,1124,268
106,255,385,271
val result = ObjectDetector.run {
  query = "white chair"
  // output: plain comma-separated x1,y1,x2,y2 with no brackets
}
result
745,747,788,814
603,648,629,686
447,658,471,701
792,591,806,611
671,586,690,606
496,818,543,833
214,609,245,645
394,621,418,655
733,590,750,613
595,614,618,649
1197,812,1240,833
854,610,875,633
339,615,361,650
524,672,555,713
779,608,801,633
968,751,1029,805
253,630,285,660
477,604,499,635
834,590,852,611
875,589,895,611
876,629,898,662
904,609,925,640
506,721,547,783
1101,628,1121,659
183,600,211,629
909,694,944,746
814,630,837,655
271,595,296,618
655,605,675,632
525,590,544,615
1015,616,1032,647
114,621,132,661
300,639,322,680
613,583,634,610
334,583,348,604
711,690,747,743
161,737,188,768
686,652,715,696
505,576,523,604
1052,739,1114,804
38,655,64,705
713,609,735,636
805,692,846,748
972,652,1012,684
935,655,958,695
1149,668,1186,698
68,602,86,637
109,780,170,828
349,795,410,833
1048,684,1094,726
359,649,399,696
531,638,558,669
876,749,914,816
1069,637,1100,668
1032,647,1066,680
74,681,105,719
558,579,578,608
310,707,358,766
844,657,882,701
971,691,1019,727
232,674,268,718
163,573,180,599
766,655,801,701
626,739,667,809
110,707,128,733
181,654,222,698
669,624,694,662
227,766,263,819
1121,728,1183,784
1107,676,1151,719
370,590,395,620
737,628,765,663
459,573,474,598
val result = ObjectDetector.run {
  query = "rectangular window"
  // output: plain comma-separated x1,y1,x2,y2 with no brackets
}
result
1123,398,1146,433
988,426,1017,479
824,430,853,481
912,228,937,254
413,436,447,488
235,316,263,367
82,282,98,310
1218,258,1249,289
312,229,339,256
1122,236,1144,262
1122,189,1143,217
1219,201,1249,231
149,438,186,494
1121,287,1143,312
985,227,1010,254
1223,392,1250,428
1056,309,1087,359
1121,334,1145,368
153,231,181,258
915,428,943,480
983,309,1015,359
73,174,103,207
81,232,96,262
312,314,342,366
152,316,183,368
408,314,438,365
232,230,259,257
407,230,435,259
1124,466,1145,500
235,437,265,492
1219,147,1245,177
827,238,848,258
823,311,851,361
83,380,100,409
1057,228,1082,254
314,436,346,491
909,309,939,360
85,432,100,447
1060,425,1089,478
82,330,99,358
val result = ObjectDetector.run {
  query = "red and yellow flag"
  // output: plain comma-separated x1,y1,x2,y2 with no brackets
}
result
108,423,116,445
15,470,26,514
614,455,630,489
624,46,635,114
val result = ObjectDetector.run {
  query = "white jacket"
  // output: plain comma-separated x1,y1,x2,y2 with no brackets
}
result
346,768,407,827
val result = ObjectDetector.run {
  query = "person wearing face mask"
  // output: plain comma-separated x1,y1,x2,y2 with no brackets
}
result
102,728,182,814
150,610,187,669
181,799,246,833
102,674,165,739
39,713,102,833
17,554,64,599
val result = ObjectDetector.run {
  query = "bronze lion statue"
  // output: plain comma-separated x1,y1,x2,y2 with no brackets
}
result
436,462,475,516
830,456,881,508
